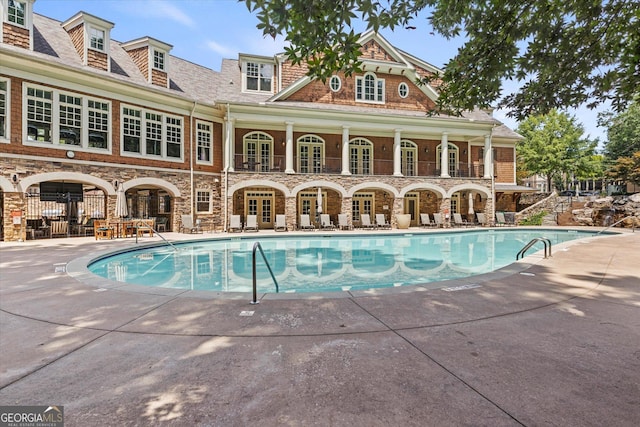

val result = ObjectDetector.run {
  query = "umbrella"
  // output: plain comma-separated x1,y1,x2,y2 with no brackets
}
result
115,183,128,218
317,187,323,214
468,192,475,215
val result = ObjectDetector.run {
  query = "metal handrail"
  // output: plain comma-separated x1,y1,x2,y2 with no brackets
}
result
597,215,638,235
251,241,279,304
516,237,552,260
134,221,178,251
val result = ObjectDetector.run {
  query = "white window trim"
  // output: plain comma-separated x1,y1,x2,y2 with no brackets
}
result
398,82,409,98
87,24,108,54
3,0,31,29
195,120,213,166
329,75,342,92
119,104,184,162
355,72,385,104
152,47,167,72
195,189,213,214
0,78,10,144
22,83,111,152
241,61,273,93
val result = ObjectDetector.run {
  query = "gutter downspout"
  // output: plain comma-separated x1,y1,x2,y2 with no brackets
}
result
224,103,230,232
190,101,197,219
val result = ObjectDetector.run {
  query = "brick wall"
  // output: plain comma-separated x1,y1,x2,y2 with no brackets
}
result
2,23,29,49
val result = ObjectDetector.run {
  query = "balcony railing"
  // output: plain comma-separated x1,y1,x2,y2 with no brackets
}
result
233,154,485,178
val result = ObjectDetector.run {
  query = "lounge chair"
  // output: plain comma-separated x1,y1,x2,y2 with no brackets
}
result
320,214,335,230
420,213,435,228
337,213,352,230
360,214,376,230
495,211,515,227
375,213,391,229
299,214,315,231
244,214,259,232
432,213,445,228
229,214,243,232
181,215,201,233
274,214,287,231
453,213,471,227
476,212,492,227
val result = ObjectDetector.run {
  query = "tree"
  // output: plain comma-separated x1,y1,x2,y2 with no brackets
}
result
516,110,599,192
599,102,640,160
607,152,640,187
244,0,640,120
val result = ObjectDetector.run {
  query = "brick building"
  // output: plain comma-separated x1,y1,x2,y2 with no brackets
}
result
1,0,524,241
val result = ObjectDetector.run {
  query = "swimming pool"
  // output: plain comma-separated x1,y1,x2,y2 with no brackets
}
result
87,229,603,294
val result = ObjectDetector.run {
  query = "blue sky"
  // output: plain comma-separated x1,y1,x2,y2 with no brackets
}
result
34,0,607,142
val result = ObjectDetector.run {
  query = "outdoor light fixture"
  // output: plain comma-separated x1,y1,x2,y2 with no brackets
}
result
424,147,429,153
336,143,340,149
382,145,386,152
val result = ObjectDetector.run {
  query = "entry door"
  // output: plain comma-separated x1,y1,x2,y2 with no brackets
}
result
245,191,274,227
404,193,419,226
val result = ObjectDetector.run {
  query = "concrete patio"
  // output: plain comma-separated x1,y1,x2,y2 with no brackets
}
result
1,229,639,426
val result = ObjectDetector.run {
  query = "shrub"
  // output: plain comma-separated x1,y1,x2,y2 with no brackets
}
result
519,211,547,225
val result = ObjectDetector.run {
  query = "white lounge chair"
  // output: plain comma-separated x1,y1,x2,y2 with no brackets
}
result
337,214,352,230
229,214,243,232
432,213,445,228
299,214,315,231
181,215,201,233
420,213,435,228
320,214,335,230
375,213,391,229
495,211,515,226
476,212,492,227
453,213,471,227
360,214,376,230
244,214,259,232
274,214,287,231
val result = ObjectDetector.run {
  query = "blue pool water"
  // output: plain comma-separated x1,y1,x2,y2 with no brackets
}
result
88,229,600,294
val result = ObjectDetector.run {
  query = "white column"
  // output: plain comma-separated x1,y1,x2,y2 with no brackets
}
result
393,129,402,176
225,117,235,171
483,133,492,178
341,126,351,175
285,121,295,174
440,132,450,178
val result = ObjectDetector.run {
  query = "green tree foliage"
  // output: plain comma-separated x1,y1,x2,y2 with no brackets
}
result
244,0,639,120
599,102,640,160
516,110,599,191
607,152,640,186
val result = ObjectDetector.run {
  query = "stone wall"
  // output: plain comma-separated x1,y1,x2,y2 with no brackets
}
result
572,194,640,228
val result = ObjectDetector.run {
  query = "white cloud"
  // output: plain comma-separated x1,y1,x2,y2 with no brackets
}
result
138,1,196,28
205,40,236,59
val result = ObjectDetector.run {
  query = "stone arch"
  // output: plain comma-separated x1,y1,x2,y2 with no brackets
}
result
347,182,400,198
17,172,115,195
0,176,14,193
123,177,181,197
446,183,491,199
399,183,447,199
228,179,291,197
291,180,347,197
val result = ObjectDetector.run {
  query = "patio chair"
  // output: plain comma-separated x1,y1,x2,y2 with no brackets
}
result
155,216,168,232
229,215,243,232
320,214,335,230
375,213,391,229
180,215,201,233
93,220,113,240
495,212,516,227
337,213,352,230
244,214,259,232
299,214,315,231
476,212,491,227
432,213,445,228
50,220,68,238
453,213,472,227
420,213,435,228
360,214,376,230
274,214,288,231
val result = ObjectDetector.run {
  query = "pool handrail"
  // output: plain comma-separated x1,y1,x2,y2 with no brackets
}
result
596,215,638,235
516,237,552,260
135,221,178,252
251,241,279,304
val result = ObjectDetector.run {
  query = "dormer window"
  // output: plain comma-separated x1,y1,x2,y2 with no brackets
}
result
244,61,272,92
356,72,385,103
153,49,166,71
89,27,105,51
8,0,26,26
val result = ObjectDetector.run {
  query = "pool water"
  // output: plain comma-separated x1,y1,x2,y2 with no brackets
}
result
88,229,599,294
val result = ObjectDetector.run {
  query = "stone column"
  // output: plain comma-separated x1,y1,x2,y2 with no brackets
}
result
440,132,450,177
285,121,295,174
284,196,297,230
483,133,492,178
341,196,352,229
3,192,25,242
393,129,402,177
441,197,452,227
341,126,351,175
392,196,403,228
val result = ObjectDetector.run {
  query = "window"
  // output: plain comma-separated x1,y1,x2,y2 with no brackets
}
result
165,116,182,158
145,112,162,156
153,49,165,71
398,82,409,98
8,0,26,26
122,107,141,153
0,80,8,140
243,132,272,171
356,72,384,103
400,140,417,176
329,76,341,92
89,27,105,51
196,121,212,164
298,135,324,173
25,85,111,150
196,190,212,213
349,138,373,175
244,61,272,92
